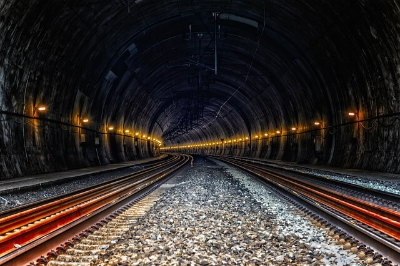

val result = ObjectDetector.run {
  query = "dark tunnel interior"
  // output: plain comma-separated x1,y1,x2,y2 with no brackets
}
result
0,0,400,178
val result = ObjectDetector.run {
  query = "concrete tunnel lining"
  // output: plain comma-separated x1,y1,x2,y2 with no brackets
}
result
0,0,400,178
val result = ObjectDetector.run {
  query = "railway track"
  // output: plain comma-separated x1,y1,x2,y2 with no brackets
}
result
0,154,190,266
46,187,168,266
212,156,400,264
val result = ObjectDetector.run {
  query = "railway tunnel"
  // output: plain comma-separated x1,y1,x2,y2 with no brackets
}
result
1,1,400,265
1,0,399,178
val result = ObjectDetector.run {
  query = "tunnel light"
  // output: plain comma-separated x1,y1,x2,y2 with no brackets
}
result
348,112,357,117
34,106,47,116
82,118,89,123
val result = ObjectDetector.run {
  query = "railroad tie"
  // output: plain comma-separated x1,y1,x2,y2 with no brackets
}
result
47,188,170,266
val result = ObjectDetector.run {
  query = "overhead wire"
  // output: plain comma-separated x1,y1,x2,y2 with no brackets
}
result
204,1,268,129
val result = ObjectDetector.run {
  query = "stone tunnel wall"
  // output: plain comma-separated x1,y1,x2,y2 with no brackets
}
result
1,0,400,179
0,115,157,179
163,116,400,174
0,1,162,179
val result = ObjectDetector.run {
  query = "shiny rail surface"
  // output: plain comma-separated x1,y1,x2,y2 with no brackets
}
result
0,154,189,264
212,156,400,262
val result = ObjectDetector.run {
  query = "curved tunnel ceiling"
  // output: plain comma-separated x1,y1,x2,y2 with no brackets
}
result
1,0,399,149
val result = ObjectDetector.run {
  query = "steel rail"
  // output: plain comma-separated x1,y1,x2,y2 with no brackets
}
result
0,155,178,218
0,155,180,235
213,156,400,257
231,156,400,199
0,154,189,263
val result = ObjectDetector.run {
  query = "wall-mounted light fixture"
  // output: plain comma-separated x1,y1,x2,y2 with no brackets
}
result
77,115,89,144
108,126,114,131
125,130,130,133
264,133,268,137
348,112,358,118
314,121,321,126
276,130,281,134
291,127,297,131
33,105,47,116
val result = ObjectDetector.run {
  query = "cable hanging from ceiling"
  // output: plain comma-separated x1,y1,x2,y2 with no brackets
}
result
205,1,269,128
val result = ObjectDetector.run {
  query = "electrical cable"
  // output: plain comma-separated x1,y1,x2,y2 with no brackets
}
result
212,3,268,123
359,120,377,130
376,117,399,128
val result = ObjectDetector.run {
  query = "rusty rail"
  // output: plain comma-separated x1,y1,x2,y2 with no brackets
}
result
0,154,189,264
214,156,400,250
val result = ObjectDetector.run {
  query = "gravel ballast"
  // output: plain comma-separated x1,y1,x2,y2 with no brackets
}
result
93,157,370,266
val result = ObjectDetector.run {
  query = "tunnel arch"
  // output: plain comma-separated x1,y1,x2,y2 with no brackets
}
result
0,0,400,178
